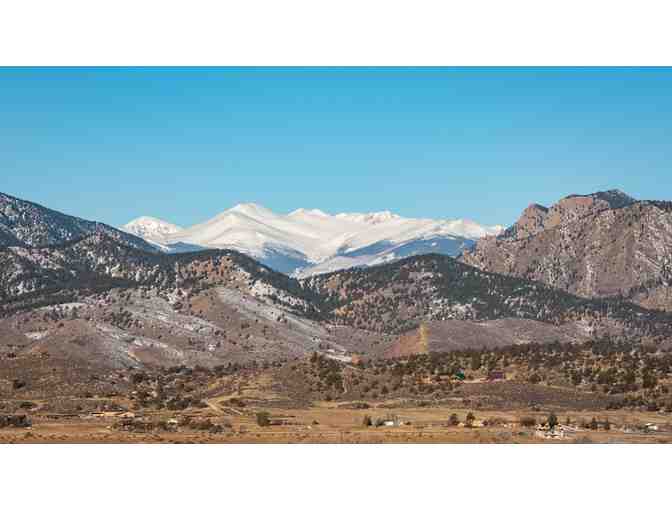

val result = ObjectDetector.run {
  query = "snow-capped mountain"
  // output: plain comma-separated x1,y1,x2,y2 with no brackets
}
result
121,216,207,254
123,204,503,276
122,216,183,241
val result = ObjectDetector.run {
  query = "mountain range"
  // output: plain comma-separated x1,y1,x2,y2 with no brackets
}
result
3,187,672,378
122,204,503,276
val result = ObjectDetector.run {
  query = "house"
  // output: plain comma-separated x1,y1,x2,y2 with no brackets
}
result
458,419,485,428
535,424,575,440
268,416,295,426
376,415,405,427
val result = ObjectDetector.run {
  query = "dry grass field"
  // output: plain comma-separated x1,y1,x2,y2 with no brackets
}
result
3,397,671,444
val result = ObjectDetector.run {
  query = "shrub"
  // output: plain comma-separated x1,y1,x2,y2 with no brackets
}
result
519,416,536,428
229,398,246,408
256,412,271,427
470,353,482,371
465,412,475,428
528,373,542,384
647,401,659,412
547,412,558,430
448,413,460,427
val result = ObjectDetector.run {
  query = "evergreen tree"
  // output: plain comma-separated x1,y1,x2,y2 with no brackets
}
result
547,412,558,430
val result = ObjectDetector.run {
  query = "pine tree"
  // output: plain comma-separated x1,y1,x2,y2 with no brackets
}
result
548,412,558,430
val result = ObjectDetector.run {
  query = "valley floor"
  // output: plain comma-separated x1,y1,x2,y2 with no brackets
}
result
4,330,672,444
3,402,671,444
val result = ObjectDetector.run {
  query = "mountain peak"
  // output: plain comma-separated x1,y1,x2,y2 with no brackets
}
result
124,215,177,225
564,189,637,209
336,211,401,225
122,216,183,240
227,203,276,217
502,190,638,242
524,203,550,213
288,208,331,218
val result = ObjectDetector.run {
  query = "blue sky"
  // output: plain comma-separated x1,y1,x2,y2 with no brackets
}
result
1,67,671,228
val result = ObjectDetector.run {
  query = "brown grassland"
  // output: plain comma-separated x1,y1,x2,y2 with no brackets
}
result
2,402,671,444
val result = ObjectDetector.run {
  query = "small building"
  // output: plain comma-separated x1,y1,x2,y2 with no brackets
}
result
535,424,575,440
459,419,485,428
268,417,295,426
376,415,405,427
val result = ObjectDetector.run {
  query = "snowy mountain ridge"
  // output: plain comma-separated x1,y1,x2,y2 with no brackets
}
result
123,203,503,277
123,216,183,241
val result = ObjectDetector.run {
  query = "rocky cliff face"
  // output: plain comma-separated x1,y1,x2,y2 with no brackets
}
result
501,203,549,240
464,191,672,311
500,190,637,241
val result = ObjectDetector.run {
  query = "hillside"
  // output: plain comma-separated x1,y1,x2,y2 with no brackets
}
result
0,233,320,317
463,191,672,312
303,254,672,341
0,191,158,253
0,233,395,376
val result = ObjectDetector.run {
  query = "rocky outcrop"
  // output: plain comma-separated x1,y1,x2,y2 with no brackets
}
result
464,191,672,311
